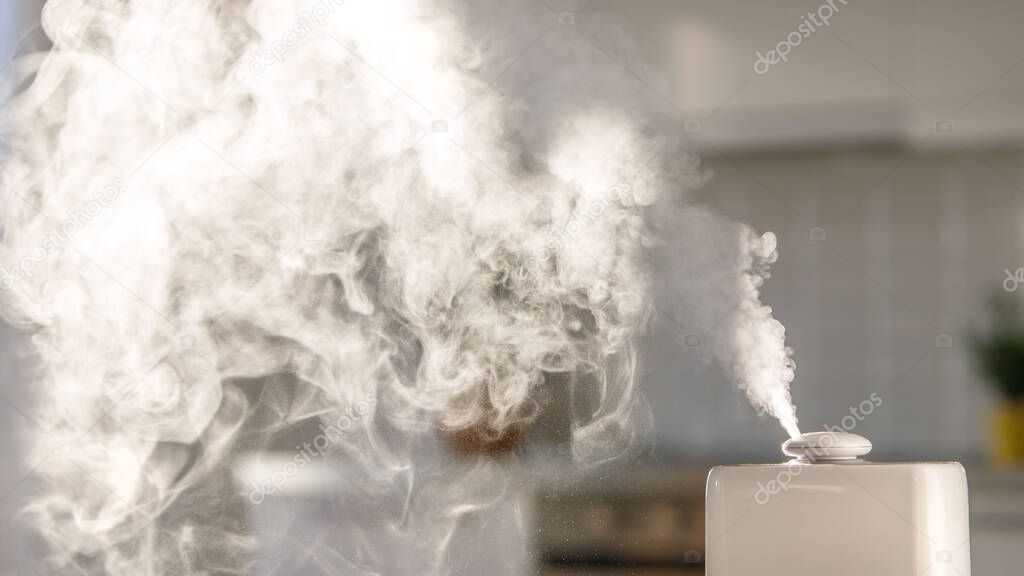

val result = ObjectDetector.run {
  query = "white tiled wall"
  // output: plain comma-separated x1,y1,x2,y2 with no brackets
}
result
645,148,1024,462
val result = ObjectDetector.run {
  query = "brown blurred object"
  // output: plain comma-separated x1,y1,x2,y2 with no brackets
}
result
445,372,578,457
448,418,524,456
443,386,530,456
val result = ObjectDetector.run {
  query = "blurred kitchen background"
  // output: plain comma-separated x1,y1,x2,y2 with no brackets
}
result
5,0,1024,574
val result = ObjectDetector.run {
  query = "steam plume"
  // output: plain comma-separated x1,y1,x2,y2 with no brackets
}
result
657,206,800,438
0,0,797,573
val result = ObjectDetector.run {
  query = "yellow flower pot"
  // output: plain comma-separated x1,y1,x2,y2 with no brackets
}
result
991,402,1024,465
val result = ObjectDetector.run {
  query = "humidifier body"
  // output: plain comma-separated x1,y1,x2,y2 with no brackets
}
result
705,433,971,576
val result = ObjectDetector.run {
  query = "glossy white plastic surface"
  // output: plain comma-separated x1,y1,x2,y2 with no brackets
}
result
782,431,872,461
705,460,971,575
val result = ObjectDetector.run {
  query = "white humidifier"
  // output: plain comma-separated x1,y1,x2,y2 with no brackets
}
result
705,432,971,575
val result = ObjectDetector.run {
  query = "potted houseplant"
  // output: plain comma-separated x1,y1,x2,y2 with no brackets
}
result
971,296,1024,464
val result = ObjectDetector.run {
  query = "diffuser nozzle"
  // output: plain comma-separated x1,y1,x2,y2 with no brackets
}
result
782,431,871,462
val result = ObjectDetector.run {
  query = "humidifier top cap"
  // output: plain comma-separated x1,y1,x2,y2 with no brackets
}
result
782,431,872,462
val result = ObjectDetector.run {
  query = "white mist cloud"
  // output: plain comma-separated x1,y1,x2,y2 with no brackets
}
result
0,0,797,573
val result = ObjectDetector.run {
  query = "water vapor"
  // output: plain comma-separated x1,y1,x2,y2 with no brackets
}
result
0,0,798,573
